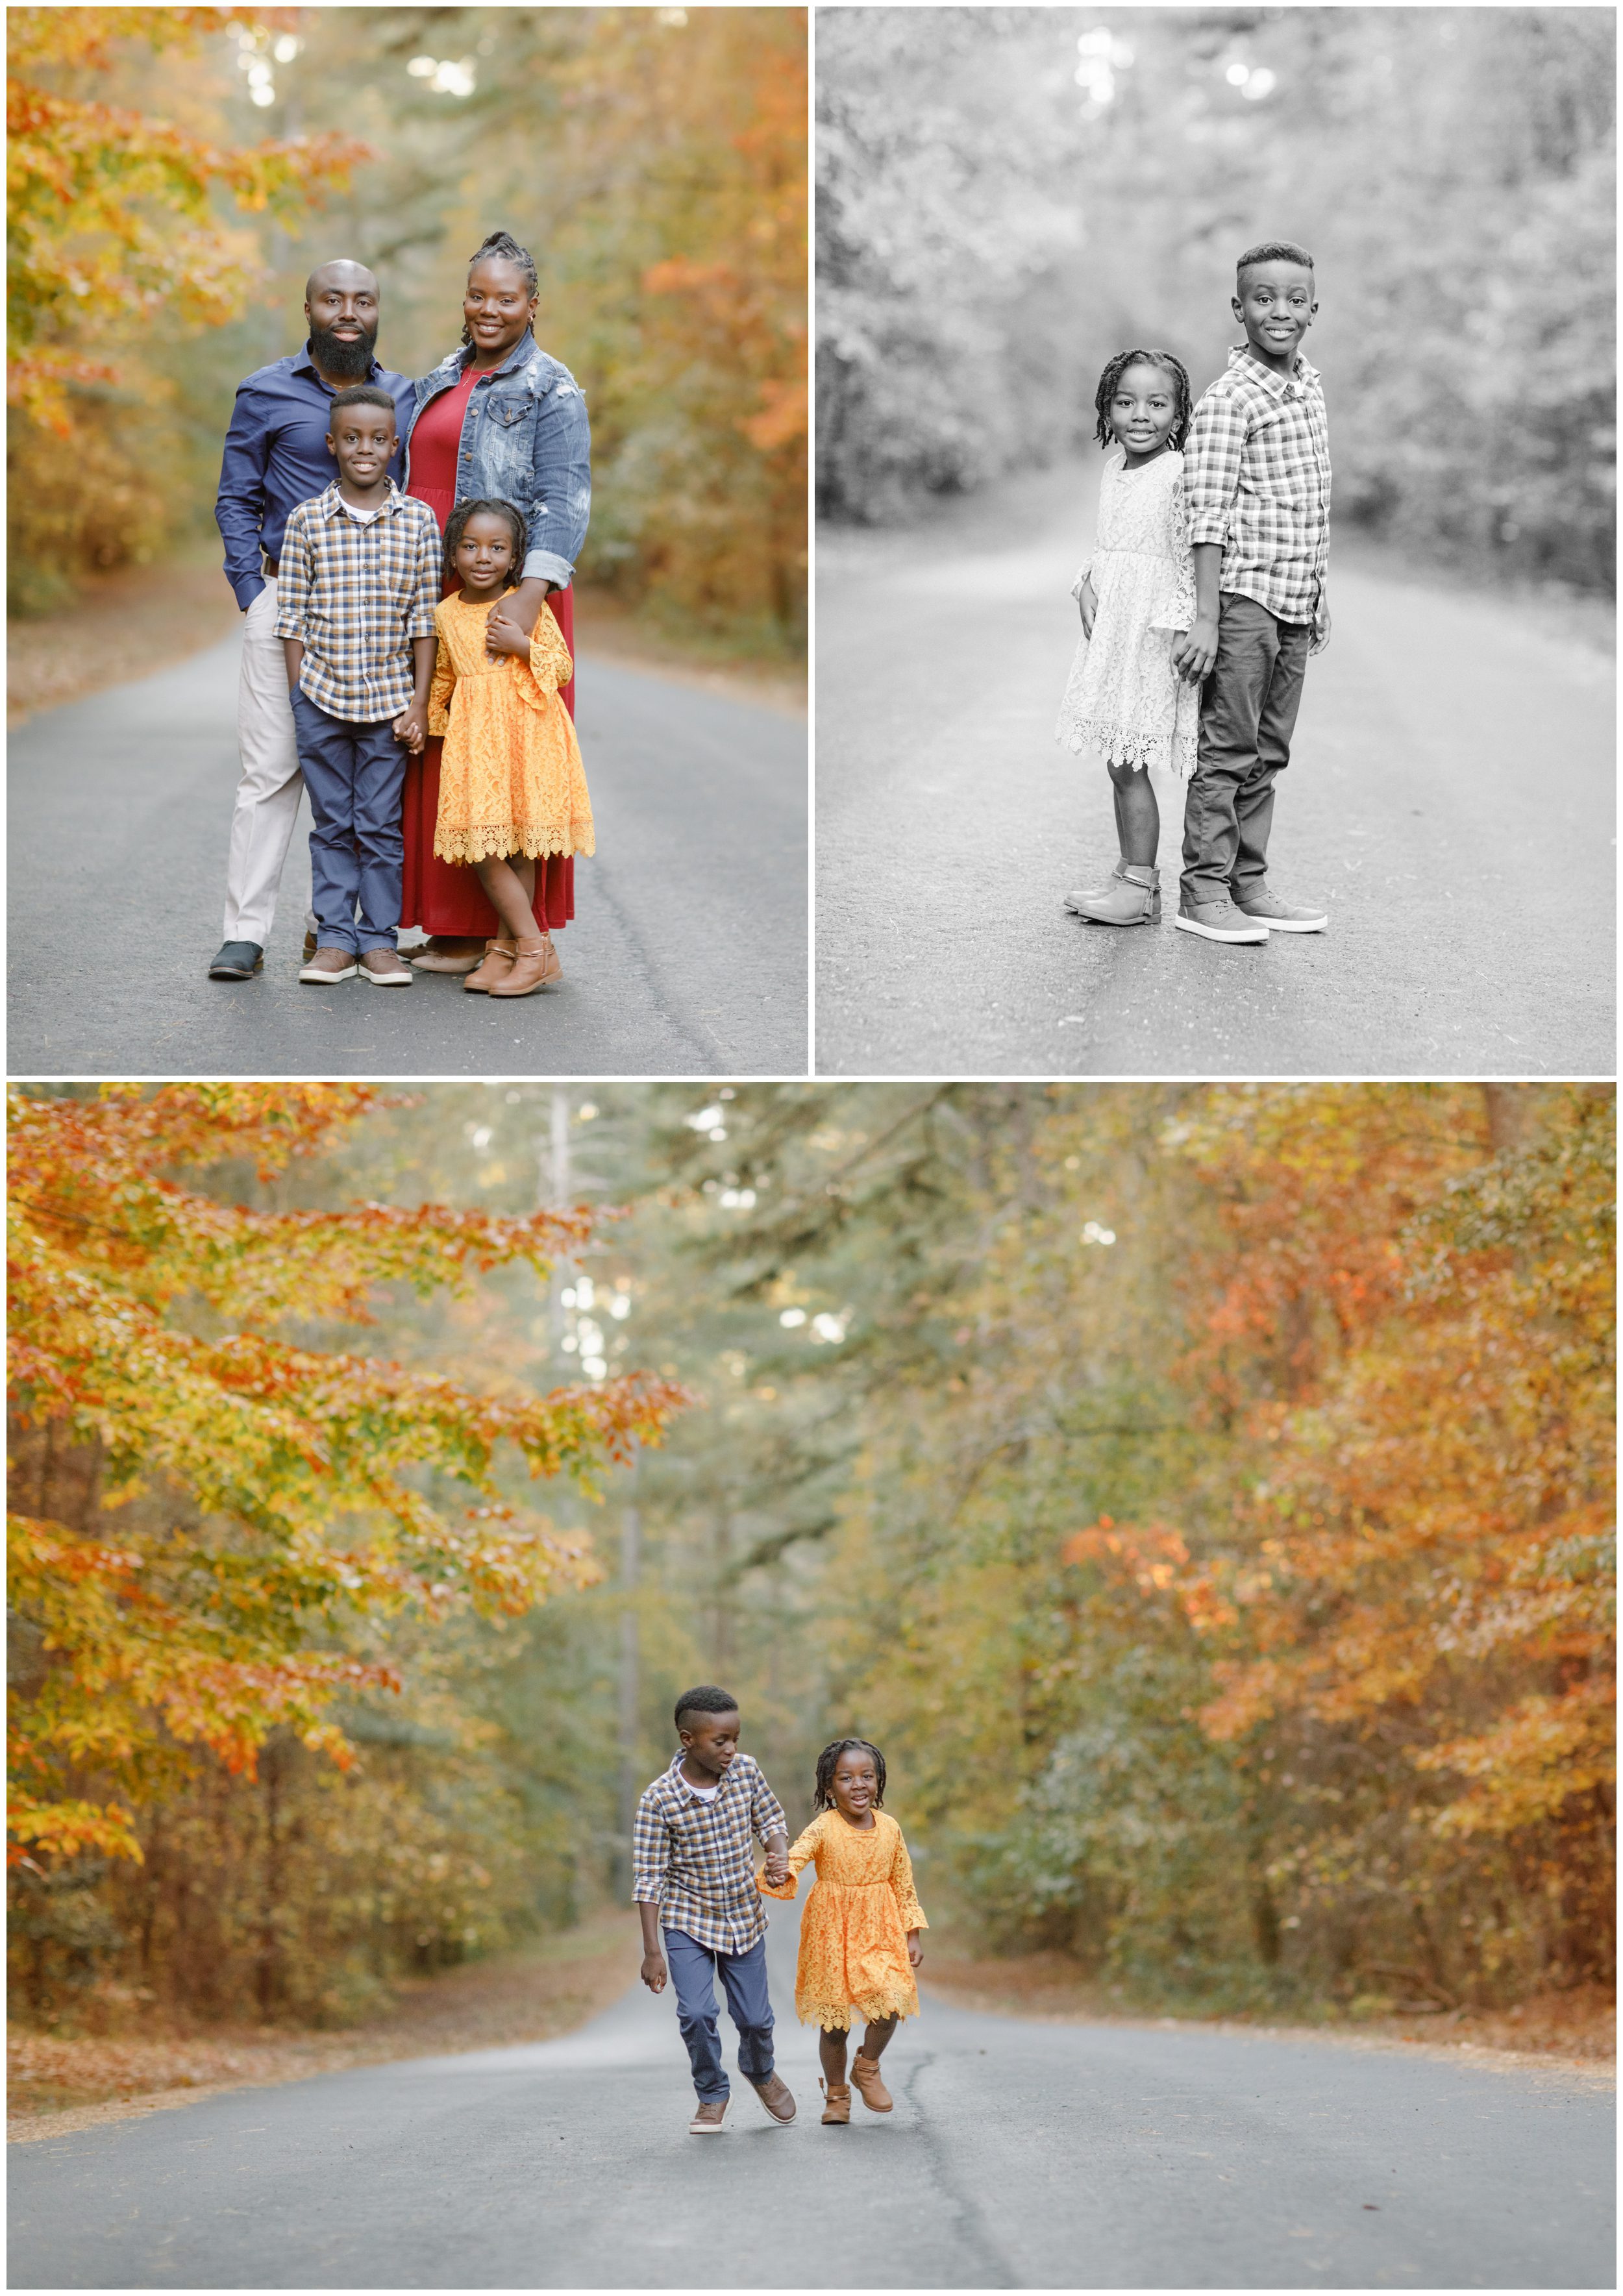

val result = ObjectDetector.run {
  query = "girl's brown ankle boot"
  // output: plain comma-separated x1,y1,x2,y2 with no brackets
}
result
463,938,516,994
850,2053,893,2112
819,2078,851,2125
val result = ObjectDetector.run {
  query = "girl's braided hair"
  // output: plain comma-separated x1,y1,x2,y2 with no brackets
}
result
443,496,528,588
1093,347,1193,452
813,1737,887,1812
461,230,538,345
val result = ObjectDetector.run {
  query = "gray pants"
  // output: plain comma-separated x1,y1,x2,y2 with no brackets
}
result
1182,592,1311,909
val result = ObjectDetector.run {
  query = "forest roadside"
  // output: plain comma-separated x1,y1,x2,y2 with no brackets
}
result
6,545,806,728
8,1908,641,2143
922,1945,1616,2076
12,1903,1609,2149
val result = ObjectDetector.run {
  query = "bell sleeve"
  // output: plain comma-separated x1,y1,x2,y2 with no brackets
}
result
512,602,575,715
1150,470,1197,636
426,606,456,737
889,1827,928,1931
757,1815,824,1901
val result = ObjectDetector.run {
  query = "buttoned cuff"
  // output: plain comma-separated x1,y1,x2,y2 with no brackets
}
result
522,547,573,589
232,571,267,611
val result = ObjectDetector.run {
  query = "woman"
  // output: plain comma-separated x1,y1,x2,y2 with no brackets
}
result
401,230,592,972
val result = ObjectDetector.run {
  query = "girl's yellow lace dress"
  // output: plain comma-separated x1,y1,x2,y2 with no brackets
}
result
427,591,595,865
758,1810,928,2030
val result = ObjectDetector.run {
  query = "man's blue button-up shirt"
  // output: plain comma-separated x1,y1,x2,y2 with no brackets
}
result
214,343,416,611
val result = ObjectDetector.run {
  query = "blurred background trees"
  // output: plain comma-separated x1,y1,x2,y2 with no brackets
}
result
7,5,807,654
10,1083,1612,2037
818,6,1615,596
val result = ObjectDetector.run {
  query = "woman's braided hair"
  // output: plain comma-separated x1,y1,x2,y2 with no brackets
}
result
1093,347,1193,452
460,230,538,346
813,1737,887,1812
442,496,528,588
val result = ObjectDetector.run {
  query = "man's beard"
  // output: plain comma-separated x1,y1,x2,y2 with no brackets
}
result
309,323,376,382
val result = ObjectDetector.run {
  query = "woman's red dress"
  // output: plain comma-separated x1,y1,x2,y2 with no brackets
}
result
401,360,576,937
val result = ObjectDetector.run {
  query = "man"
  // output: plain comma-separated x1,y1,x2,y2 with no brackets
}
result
208,260,416,980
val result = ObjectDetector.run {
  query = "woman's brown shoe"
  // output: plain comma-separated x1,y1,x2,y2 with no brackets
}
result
462,939,517,993
819,2079,850,2125
850,2054,893,2112
488,936,563,998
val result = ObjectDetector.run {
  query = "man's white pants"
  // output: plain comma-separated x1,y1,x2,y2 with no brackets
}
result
222,580,317,946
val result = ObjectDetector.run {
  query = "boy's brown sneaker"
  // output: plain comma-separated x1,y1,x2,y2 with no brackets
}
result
1232,885,1328,932
688,2097,728,2134
299,946,358,983
850,2053,894,2112
819,2079,850,2125
749,2072,797,2123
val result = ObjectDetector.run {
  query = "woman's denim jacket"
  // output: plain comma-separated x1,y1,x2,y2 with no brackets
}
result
405,331,591,590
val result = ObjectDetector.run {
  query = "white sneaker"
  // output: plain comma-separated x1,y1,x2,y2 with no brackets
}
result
1174,899,1268,945
359,949,414,985
299,950,358,983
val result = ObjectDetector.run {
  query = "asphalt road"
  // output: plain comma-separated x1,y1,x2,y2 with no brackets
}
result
815,464,1616,1077
8,639,808,1078
10,1872,1613,2290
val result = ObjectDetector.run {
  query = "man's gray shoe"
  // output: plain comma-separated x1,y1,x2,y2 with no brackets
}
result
208,941,264,980
1234,886,1328,932
1174,899,1268,945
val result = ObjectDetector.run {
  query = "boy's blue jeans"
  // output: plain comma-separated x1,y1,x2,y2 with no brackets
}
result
289,689,406,953
663,1927,775,2101
1182,593,1311,909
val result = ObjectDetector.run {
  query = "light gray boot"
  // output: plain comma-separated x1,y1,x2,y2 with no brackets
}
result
1064,860,1161,926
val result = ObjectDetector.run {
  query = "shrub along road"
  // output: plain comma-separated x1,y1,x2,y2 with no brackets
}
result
9,639,807,1078
815,466,1615,1077
9,1874,1613,2289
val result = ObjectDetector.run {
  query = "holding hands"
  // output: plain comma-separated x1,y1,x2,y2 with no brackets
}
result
392,701,427,753
1171,613,1219,686
484,603,532,661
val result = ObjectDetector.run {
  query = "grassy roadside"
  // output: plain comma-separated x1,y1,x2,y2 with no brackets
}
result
8,1907,640,2144
6,549,806,726
921,1940,1615,2077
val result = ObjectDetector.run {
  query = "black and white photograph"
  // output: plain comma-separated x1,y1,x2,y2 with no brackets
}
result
815,5,1615,1077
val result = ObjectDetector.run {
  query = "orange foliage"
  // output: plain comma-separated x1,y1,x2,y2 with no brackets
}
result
7,6,368,429
7,1085,689,1870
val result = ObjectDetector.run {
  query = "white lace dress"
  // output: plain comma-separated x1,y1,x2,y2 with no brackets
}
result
1055,447,1199,778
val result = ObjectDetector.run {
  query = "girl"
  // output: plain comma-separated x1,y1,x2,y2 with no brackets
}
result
1055,347,1198,927
427,498,595,999
758,1737,926,2125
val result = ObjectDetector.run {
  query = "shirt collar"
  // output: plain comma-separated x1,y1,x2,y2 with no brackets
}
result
1228,342,1320,399
318,477,404,519
292,339,385,389
667,1750,735,1797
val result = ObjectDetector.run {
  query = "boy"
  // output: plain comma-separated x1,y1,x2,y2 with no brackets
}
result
1173,240,1332,945
634,1685,798,2133
275,384,440,985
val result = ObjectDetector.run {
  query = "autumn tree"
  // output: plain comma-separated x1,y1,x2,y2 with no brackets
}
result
8,1085,685,2014
6,7,365,602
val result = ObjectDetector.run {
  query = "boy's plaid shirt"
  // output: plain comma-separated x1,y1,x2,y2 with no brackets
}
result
632,1751,788,1953
273,480,440,720
1183,345,1331,628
